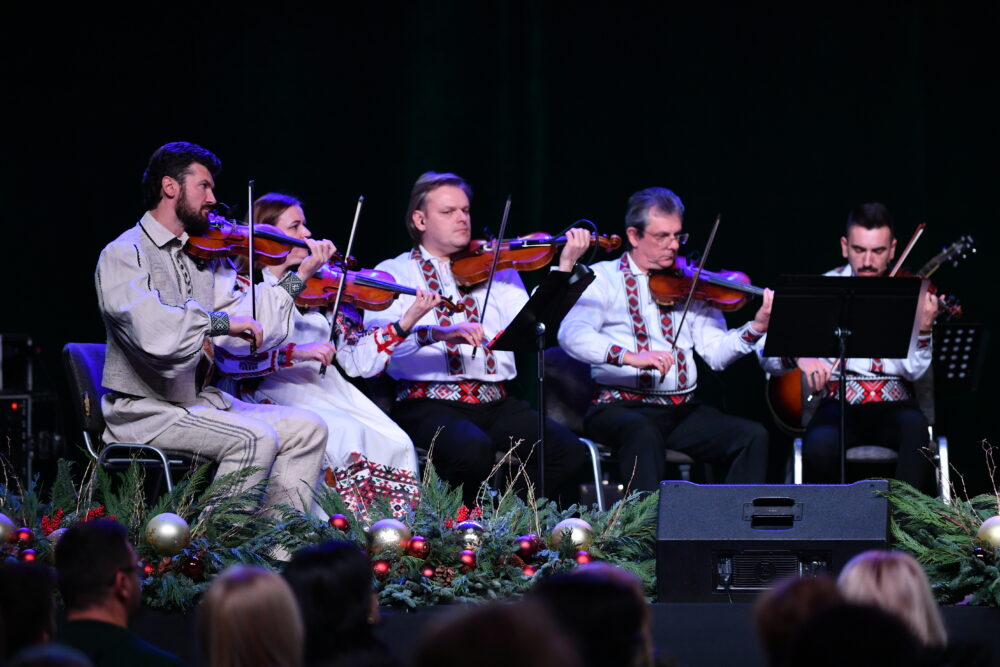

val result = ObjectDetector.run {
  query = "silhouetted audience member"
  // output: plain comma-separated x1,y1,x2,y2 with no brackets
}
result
530,563,653,667
0,562,58,660
838,550,946,648
199,565,303,667
282,541,394,667
787,602,928,667
753,575,844,667
412,600,581,667
5,643,94,667
54,520,183,667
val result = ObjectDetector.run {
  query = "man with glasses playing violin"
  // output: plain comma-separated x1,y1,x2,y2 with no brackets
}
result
368,171,591,506
760,203,939,490
95,142,328,516
559,187,773,492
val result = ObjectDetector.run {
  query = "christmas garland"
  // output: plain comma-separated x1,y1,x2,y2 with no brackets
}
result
4,458,998,611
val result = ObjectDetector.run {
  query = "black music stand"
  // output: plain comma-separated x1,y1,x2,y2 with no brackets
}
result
486,264,595,497
762,275,925,483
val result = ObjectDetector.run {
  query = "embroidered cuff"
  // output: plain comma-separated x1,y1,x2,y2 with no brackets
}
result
414,326,436,347
916,335,931,351
277,272,306,298
740,324,765,345
209,312,230,337
278,342,296,367
605,344,627,366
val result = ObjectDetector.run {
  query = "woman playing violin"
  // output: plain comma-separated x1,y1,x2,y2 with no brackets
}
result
214,193,445,518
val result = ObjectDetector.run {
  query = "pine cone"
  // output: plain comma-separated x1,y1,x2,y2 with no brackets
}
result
503,554,526,568
435,565,456,585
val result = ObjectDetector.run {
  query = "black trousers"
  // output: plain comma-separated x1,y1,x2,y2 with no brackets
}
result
803,399,934,492
584,401,769,492
391,397,589,506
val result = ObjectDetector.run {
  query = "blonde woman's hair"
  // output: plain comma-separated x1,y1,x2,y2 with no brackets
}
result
199,565,304,667
837,550,946,648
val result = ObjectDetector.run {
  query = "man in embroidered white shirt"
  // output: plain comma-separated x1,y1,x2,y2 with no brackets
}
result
369,172,590,506
761,203,940,489
558,187,773,492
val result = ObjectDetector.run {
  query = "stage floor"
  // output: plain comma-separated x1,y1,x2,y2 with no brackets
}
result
132,602,1000,666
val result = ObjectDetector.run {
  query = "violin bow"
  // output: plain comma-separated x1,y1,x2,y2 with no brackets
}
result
247,180,257,356
664,215,722,383
471,195,512,361
889,223,925,277
319,195,365,377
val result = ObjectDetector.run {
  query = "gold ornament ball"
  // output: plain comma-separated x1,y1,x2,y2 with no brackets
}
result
549,518,594,551
0,513,14,542
145,513,191,556
368,518,412,554
977,516,1000,548
455,520,485,551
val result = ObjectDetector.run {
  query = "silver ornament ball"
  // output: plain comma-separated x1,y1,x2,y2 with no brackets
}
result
549,518,595,551
977,515,1000,548
145,513,191,556
368,518,412,554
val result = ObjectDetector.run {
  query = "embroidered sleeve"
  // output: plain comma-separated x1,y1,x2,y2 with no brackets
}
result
413,326,437,347
605,344,627,366
276,272,306,298
209,312,230,337
739,323,765,346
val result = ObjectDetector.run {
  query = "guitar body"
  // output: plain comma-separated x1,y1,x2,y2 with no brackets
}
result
766,370,806,435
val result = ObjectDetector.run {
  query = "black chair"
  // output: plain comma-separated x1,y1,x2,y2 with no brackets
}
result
62,343,202,493
543,346,701,511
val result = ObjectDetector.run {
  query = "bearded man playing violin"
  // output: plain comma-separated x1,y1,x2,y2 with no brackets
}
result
95,142,328,516
368,171,591,506
761,203,939,490
213,192,449,517
558,187,773,492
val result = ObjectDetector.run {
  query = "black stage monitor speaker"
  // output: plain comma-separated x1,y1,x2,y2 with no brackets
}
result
656,480,888,603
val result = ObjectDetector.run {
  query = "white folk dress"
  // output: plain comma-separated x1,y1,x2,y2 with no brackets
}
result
215,271,420,517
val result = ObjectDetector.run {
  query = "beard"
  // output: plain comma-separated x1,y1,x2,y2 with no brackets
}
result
177,191,211,236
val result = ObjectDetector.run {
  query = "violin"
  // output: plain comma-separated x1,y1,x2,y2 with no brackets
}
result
451,232,622,286
649,256,765,311
298,264,465,313
185,217,359,269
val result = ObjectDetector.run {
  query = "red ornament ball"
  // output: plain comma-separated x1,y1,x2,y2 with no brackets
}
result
19,549,37,562
407,535,430,559
180,555,205,580
459,549,476,569
373,560,391,575
15,527,34,545
517,533,541,558
139,559,155,576
421,565,436,578
328,514,350,531
575,551,591,565
522,564,537,577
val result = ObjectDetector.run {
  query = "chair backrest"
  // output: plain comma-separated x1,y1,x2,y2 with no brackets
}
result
543,346,595,435
62,343,109,435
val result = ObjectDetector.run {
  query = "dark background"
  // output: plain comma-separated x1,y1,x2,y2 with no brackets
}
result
3,4,997,493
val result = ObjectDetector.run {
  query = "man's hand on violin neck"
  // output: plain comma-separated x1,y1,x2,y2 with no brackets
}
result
557,228,591,271
432,322,485,346
229,316,263,349
296,238,337,281
751,288,774,333
920,291,941,331
400,290,443,331
624,350,674,375
291,341,335,365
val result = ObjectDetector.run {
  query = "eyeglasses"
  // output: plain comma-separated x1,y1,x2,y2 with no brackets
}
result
646,231,689,246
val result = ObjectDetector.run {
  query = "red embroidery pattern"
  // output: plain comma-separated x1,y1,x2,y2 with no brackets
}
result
619,255,654,389
871,358,885,373
396,380,507,404
824,378,913,404
593,387,694,405
323,452,421,519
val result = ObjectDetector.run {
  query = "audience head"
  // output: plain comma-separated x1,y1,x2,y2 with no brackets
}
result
200,565,304,667
54,520,141,625
530,563,653,667
413,600,580,667
787,602,926,667
283,540,378,663
838,549,946,648
5,643,94,667
0,562,58,659
753,575,844,667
